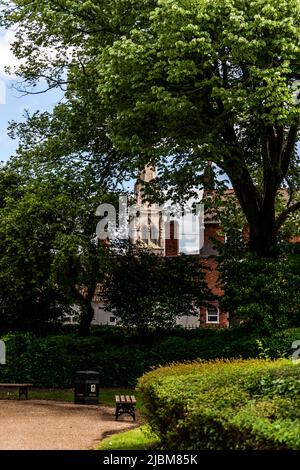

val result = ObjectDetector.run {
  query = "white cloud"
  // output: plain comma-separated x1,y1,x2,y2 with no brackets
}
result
0,29,21,79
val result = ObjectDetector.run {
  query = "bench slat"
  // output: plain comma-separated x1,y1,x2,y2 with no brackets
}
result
115,394,136,421
115,394,136,405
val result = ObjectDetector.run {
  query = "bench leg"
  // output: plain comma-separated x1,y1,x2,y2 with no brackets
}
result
115,404,119,421
19,387,28,400
115,403,135,421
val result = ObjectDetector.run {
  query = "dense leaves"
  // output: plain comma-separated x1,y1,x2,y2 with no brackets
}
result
0,164,110,334
101,242,212,329
218,245,300,333
138,359,300,450
1,326,300,388
1,0,300,255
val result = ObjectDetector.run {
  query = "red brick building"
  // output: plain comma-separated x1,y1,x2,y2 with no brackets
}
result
164,217,228,328
90,168,230,328
73,165,299,328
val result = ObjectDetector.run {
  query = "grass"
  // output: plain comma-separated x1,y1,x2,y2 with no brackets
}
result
0,387,142,408
96,425,160,450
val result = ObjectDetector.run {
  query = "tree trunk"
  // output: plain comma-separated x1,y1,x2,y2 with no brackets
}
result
225,158,279,257
248,215,277,257
228,179,278,257
221,122,299,258
248,182,278,257
78,288,95,336
79,301,95,336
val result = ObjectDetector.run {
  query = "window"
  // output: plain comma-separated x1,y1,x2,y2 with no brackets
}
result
110,316,116,323
206,305,219,324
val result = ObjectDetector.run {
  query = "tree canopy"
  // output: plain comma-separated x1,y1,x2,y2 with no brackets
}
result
101,242,212,329
219,250,300,333
1,0,300,257
0,161,113,334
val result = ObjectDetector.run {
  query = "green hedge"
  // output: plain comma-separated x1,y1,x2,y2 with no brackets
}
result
0,327,299,388
138,359,300,450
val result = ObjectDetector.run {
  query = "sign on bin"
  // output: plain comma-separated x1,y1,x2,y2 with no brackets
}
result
74,370,99,404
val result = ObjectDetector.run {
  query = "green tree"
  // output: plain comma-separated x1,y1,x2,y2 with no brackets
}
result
219,250,300,333
101,242,212,329
0,170,70,333
0,163,113,335
94,0,300,257
1,0,300,256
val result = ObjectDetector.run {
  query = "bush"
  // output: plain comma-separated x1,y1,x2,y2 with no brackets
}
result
0,327,299,388
0,331,156,387
138,359,300,450
219,253,300,333
101,245,211,329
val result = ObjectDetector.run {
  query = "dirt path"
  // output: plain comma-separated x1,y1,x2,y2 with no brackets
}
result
0,400,139,450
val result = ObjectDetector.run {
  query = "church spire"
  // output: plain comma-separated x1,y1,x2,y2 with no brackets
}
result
131,165,164,255
139,165,156,183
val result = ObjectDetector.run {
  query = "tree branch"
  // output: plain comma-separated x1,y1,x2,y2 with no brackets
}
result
221,124,262,223
276,201,300,229
280,123,299,177
266,124,277,162
11,75,71,97
275,125,284,160
14,83,68,97
49,2,122,36
284,177,294,208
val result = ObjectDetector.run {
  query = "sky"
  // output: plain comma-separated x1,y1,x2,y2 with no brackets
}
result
0,28,63,163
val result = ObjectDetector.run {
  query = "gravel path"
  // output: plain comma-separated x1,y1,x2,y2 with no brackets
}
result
0,400,139,450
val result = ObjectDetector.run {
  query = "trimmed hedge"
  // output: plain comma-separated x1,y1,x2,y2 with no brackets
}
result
0,327,299,388
138,359,300,450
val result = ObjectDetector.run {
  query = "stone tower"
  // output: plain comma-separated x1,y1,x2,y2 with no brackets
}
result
130,166,165,255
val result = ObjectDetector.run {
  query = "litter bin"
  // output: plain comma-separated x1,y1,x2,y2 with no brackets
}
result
74,370,99,404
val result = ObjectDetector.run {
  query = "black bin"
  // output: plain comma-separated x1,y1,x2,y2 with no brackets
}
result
74,370,99,404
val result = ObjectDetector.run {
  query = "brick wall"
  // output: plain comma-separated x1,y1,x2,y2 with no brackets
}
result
200,256,228,328
200,222,224,255
202,257,223,297
165,221,179,256
199,223,228,328
164,220,228,328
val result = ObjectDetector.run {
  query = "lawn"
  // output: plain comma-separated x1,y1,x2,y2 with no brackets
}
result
96,425,160,450
0,387,142,408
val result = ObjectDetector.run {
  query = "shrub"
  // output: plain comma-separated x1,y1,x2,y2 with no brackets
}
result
0,327,299,388
138,359,300,450
219,253,300,334
101,245,211,329
0,331,152,387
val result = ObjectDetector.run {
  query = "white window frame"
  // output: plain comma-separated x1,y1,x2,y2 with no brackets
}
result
206,305,220,324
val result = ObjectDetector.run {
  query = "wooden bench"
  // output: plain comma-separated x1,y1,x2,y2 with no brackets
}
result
0,383,33,400
115,395,136,421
